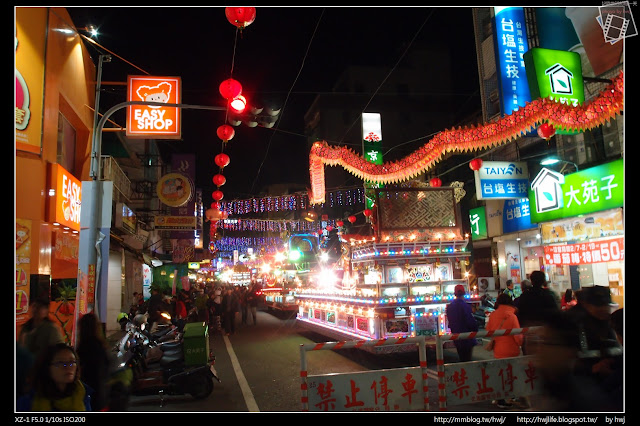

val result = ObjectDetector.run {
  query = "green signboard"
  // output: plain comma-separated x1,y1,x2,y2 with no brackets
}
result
362,113,383,209
524,47,584,135
469,206,488,240
528,158,623,223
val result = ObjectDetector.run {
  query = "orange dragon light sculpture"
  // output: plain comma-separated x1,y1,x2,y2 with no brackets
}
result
308,71,624,205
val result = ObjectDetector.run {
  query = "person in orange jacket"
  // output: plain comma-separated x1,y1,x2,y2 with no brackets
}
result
486,292,524,408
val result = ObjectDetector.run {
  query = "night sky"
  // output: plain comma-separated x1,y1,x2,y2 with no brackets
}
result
66,6,479,203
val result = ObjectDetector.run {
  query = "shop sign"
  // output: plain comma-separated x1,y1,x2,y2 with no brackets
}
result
126,75,181,139
529,158,623,223
154,215,197,230
474,161,529,199
115,202,137,234
544,237,624,266
469,206,488,240
494,7,532,116
362,112,383,209
157,172,192,207
524,47,584,107
47,164,82,232
502,198,535,234
540,209,623,244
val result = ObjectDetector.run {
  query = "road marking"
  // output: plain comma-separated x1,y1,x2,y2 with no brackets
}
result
223,335,260,412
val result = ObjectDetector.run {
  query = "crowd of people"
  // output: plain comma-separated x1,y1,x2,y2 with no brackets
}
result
447,270,624,412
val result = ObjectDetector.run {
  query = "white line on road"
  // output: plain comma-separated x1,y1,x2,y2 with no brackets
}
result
223,335,260,412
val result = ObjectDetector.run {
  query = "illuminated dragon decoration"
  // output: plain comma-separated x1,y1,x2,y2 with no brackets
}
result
309,70,624,205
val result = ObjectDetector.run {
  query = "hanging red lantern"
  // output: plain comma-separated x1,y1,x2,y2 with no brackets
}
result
217,124,235,141
205,208,228,222
211,202,220,210
219,78,242,100
537,122,556,140
317,229,323,235
212,174,226,187
212,190,224,201
363,209,373,217
225,7,256,30
214,153,230,168
326,225,333,232
430,177,442,187
469,158,483,171
348,215,357,224
336,220,344,227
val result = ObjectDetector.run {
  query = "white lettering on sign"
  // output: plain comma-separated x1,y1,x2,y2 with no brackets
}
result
134,109,174,130
544,237,624,266
62,174,81,225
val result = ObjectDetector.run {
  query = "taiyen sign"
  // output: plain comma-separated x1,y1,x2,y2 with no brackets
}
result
474,161,529,200
126,76,182,139
529,158,623,223
493,7,532,116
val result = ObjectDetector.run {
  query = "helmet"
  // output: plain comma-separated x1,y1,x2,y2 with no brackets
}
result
133,314,148,327
117,312,129,323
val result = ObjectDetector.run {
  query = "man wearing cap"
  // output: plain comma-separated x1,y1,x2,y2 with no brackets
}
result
537,285,622,411
445,284,478,362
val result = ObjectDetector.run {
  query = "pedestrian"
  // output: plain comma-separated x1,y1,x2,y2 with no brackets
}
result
247,283,260,325
561,288,577,310
486,293,524,409
19,299,64,360
172,295,187,329
240,286,249,325
221,287,240,335
513,279,531,313
195,288,209,323
536,286,622,411
75,312,111,411
146,287,165,331
212,287,223,331
514,270,560,355
502,279,516,300
445,284,478,362
16,343,93,411
16,341,35,399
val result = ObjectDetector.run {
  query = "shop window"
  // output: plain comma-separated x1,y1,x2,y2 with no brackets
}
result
57,112,76,174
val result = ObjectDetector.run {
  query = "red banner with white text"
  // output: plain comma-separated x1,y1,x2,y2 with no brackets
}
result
544,237,624,266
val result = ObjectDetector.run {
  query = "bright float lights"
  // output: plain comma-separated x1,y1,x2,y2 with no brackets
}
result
319,251,329,262
288,249,302,262
274,252,286,263
316,268,338,289
260,263,271,274
230,95,247,113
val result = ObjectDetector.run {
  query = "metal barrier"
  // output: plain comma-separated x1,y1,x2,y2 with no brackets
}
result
435,327,542,411
299,336,429,411
298,327,543,412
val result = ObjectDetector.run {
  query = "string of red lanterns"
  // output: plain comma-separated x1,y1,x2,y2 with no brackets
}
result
207,8,257,244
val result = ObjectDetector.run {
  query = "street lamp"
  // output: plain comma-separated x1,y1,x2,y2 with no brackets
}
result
540,156,579,172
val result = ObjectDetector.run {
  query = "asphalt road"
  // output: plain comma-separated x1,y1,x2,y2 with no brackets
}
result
108,308,538,413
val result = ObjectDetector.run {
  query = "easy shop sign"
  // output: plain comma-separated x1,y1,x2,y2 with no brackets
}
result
126,76,181,139
529,158,623,223
474,161,529,200
47,164,82,232
494,7,532,116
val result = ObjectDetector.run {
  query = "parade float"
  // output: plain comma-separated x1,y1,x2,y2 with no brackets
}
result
295,182,478,351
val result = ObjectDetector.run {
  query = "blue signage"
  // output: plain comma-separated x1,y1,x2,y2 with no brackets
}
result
502,198,536,234
474,161,530,200
494,7,532,116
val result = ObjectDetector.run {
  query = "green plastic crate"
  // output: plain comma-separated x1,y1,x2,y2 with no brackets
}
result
182,322,209,366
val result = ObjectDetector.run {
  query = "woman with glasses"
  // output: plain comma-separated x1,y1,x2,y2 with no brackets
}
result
16,343,93,411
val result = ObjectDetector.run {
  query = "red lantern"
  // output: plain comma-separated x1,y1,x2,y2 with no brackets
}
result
363,209,373,217
219,78,242,100
225,7,256,30
217,124,235,141
336,220,344,227
469,158,483,171
212,190,224,201
348,215,356,224
214,153,230,168
317,229,323,235
212,174,226,187
537,122,556,140
430,177,442,187
326,225,333,232
211,202,220,210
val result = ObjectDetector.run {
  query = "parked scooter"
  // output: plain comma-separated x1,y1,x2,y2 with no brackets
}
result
115,315,220,400
473,293,495,329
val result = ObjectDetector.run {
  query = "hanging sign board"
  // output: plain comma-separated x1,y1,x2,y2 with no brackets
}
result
474,161,529,200
126,75,182,139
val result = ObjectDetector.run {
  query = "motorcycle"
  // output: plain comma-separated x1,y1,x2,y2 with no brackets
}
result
473,293,496,329
115,315,220,400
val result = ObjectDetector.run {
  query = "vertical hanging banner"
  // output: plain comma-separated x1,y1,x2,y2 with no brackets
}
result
362,113,383,209
126,75,182,139
494,7,532,116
